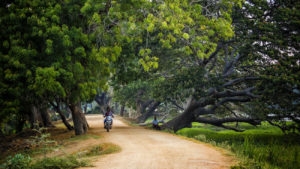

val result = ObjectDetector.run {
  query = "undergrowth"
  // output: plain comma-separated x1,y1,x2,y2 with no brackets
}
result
0,126,120,169
0,143,120,169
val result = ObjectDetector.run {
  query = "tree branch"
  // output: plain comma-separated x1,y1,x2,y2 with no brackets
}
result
214,87,258,98
195,117,261,131
169,99,184,110
223,77,259,87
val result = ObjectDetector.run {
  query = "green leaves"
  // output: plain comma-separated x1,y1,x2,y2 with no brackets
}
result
31,67,65,98
0,0,122,129
45,39,53,55
138,49,159,72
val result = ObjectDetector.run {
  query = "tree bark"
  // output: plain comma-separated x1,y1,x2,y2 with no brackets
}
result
50,101,74,130
95,92,110,114
137,101,161,123
16,113,26,133
120,105,125,116
40,108,55,128
163,98,205,132
30,106,43,129
164,103,199,132
69,103,89,135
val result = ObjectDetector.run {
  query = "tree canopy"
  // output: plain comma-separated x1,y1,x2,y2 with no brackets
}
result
0,0,120,135
112,0,299,133
1,0,299,135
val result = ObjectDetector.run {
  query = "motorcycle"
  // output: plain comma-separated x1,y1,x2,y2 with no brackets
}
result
104,116,113,132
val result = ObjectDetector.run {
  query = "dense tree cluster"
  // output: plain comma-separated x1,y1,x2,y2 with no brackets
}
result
0,0,119,135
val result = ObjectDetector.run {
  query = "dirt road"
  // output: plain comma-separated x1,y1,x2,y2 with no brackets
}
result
80,115,237,169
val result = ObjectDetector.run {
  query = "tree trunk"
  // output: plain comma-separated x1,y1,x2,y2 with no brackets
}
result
136,100,143,117
50,101,74,130
165,110,195,132
58,110,74,130
136,100,153,118
138,101,161,123
163,101,199,132
40,109,55,128
16,113,26,133
30,106,43,129
95,92,111,114
69,103,89,135
120,105,125,116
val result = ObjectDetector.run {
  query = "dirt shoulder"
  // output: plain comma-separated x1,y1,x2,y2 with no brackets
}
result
78,114,237,169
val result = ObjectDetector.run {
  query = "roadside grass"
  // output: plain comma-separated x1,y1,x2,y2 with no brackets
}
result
1,143,121,169
0,122,120,169
83,143,121,157
177,122,300,169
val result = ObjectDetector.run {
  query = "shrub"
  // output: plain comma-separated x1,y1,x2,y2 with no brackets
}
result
30,155,88,169
1,153,31,169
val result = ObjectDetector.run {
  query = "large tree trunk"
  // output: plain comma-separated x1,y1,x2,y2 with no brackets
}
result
138,101,161,123
163,99,199,132
30,106,43,129
40,108,55,128
136,100,153,118
164,109,195,132
69,103,89,135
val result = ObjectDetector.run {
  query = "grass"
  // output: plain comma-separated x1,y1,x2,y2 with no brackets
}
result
30,155,89,169
0,122,120,169
82,143,121,157
177,122,300,169
1,138,120,169
28,143,121,169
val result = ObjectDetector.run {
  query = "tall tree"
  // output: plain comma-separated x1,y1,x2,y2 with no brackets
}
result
0,0,120,135
232,0,300,132
110,0,251,128
160,0,300,132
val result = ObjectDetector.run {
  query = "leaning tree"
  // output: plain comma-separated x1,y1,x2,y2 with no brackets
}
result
158,0,300,132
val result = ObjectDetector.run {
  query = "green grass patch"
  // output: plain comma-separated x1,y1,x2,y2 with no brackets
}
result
83,143,121,157
0,153,89,169
177,122,300,169
1,143,121,169
31,155,89,169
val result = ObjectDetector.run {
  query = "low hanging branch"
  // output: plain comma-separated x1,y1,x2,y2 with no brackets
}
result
196,117,261,126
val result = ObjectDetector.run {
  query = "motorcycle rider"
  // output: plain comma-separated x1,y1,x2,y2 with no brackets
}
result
104,106,114,128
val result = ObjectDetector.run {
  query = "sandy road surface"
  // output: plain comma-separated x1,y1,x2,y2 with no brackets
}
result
80,115,236,169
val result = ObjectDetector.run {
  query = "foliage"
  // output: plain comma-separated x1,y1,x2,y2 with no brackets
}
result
0,131,119,169
111,0,243,109
156,0,300,132
1,0,299,134
30,155,88,169
1,153,31,169
83,143,121,157
27,128,57,157
232,0,300,132
113,79,155,108
177,123,300,169
0,0,119,133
